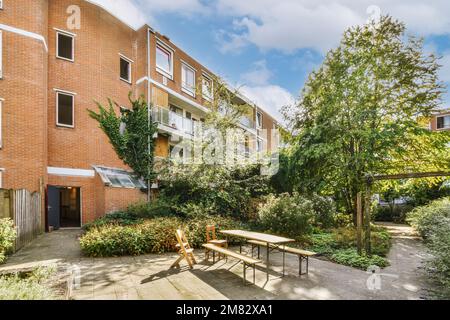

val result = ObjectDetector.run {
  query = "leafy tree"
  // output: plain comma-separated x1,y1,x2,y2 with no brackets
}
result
285,15,449,220
88,94,159,192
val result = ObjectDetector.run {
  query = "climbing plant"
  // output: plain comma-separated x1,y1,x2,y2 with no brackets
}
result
88,94,159,187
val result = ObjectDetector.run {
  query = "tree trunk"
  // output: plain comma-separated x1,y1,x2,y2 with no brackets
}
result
364,183,372,256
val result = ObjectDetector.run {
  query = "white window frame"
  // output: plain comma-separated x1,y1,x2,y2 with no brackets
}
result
119,54,133,84
0,98,3,148
202,73,213,101
55,89,76,128
0,30,3,79
55,29,75,62
436,115,450,130
0,1,3,10
181,62,196,97
156,41,174,80
256,111,263,129
257,137,264,152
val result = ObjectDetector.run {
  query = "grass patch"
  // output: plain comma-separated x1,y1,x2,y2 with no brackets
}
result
0,267,57,300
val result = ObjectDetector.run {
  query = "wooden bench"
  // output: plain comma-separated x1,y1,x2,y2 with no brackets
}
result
203,243,261,284
248,240,316,275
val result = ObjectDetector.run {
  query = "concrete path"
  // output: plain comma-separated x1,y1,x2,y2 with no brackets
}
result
0,225,432,300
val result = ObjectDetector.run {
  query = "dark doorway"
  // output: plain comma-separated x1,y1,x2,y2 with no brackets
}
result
47,186,81,230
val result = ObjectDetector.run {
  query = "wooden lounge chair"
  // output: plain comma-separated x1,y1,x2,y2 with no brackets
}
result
171,229,197,269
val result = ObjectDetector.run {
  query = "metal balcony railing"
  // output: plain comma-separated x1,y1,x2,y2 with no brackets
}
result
151,106,198,135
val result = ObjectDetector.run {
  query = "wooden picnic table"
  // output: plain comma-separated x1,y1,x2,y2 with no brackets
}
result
220,230,295,281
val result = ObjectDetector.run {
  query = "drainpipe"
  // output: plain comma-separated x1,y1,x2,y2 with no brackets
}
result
147,27,154,202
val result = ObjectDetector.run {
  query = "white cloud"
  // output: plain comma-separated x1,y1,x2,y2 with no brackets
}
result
440,53,450,83
213,0,450,54
241,85,296,123
240,60,272,86
88,0,147,29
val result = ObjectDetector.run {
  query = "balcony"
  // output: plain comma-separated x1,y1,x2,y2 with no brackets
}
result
239,116,255,130
151,106,198,136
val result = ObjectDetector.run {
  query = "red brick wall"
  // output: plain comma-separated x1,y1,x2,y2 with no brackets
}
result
47,0,141,171
0,0,49,192
0,0,279,227
430,112,450,131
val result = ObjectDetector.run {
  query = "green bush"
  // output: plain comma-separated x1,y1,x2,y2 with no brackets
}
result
258,193,315,238
159,164,272,220
80,215,243,257
333,212,353,227
127,197,178,218
82,211,142,231
0,218,16,264
426,217,450,299
406,197,450,239
373,205,414,223
306,194,336,229
332,226,391,256
330,249,389,269
406,198,450,299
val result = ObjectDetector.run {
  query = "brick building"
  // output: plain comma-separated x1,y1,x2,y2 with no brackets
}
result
430,108,450,132
0,0,279,229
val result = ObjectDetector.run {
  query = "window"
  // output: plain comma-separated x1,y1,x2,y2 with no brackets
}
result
257,138,263,152
156,42,173,79
169,144,184,160
56,31,74,61
437,115,450,130
56,91,75,128
93,166,146,189
256,111,263,129
0,30,3,79
181,63,195,97
119,55,132,83
202,74,213,101
0,1,3,10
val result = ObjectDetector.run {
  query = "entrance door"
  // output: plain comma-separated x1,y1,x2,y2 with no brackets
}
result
47,186,81,230
47,186,61,230
60,187,81,228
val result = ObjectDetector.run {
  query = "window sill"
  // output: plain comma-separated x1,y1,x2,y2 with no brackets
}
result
181,87,195,98
156,67,173,80
56,123,75,129
120,77,132,85
56,56,75,63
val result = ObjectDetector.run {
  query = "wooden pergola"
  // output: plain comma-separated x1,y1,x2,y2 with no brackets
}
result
356,171,450,255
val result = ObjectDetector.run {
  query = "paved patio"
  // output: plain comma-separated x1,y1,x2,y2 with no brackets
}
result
0,224,431,300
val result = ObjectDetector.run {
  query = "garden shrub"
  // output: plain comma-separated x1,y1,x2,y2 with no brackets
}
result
330,249,389,269
406,197,450,239
333,212,353,227
406,197,450,299
82,211,142,231
306,193,336,229
159,164,271,220
127,197,178,218
0,218,16,264
372,204,414,223
258,192,315,238
332,226,391,256
80,215,243,257
426,217,450,299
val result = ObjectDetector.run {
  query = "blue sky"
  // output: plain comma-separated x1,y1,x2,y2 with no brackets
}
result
94,0,450,121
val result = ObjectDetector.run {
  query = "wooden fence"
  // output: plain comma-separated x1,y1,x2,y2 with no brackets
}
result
0,189,42,251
